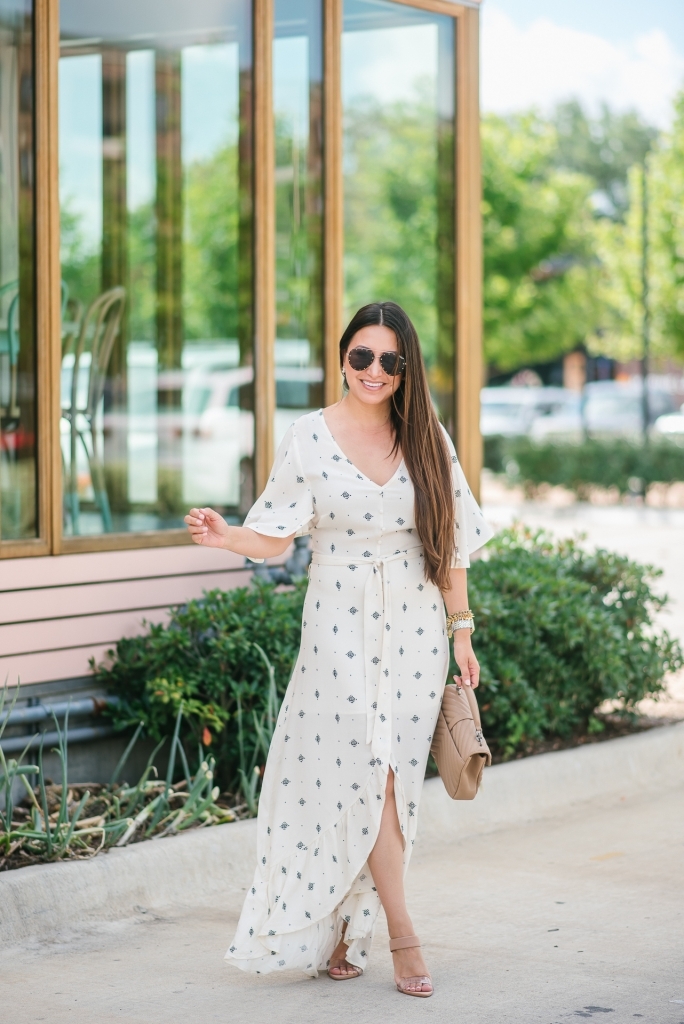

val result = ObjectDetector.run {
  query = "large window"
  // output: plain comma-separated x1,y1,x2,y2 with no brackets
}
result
0,0,482,556
58,0,254,536
342,0,456,431
0,0,36,542
273,0,324,445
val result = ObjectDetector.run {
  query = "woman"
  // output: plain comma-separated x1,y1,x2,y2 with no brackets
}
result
185,301,493,997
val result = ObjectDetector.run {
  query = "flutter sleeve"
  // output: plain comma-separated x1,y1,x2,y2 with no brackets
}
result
440,426,495,569
242,423,315,562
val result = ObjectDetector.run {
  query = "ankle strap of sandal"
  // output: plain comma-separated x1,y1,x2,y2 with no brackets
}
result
389,935,421,952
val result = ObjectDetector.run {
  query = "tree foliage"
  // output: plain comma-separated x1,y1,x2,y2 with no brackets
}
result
98,579,307,791
482,112,603,371
552,100,657,220
465,527,682,759
182,144,241,341
58,91,682,375
343,85,453,372
485,435,684,498
482,94,684,370
595,92,684,361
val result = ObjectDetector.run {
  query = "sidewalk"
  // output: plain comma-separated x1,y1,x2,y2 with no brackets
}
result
1,782,682,1024
2,493,682,1023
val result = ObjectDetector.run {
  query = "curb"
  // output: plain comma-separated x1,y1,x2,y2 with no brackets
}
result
417,719,684,848
2,721,683,947
0,818,257,949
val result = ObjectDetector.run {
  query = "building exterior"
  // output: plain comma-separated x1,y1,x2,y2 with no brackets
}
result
0,0,483,751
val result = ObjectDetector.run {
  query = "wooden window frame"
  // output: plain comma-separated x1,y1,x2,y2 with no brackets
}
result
6,0,481,560
0,0,59,560
324,0,483,498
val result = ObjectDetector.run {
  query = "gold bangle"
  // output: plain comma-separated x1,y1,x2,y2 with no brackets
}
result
446,611,475,637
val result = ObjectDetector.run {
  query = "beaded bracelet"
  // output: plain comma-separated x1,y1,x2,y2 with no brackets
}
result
446,610,475,637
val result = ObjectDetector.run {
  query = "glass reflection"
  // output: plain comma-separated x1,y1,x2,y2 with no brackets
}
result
59,0,254,535
0,0,37,541
273,0,323,446
342,0,455,430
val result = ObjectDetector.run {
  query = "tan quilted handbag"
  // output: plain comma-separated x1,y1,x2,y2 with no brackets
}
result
430,678,492,800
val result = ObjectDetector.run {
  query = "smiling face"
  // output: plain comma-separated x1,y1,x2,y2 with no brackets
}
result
342,324,404,407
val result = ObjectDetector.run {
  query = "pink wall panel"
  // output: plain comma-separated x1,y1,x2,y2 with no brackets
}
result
0,606,172,658
0,541,289,689
0,544,245,592
0,568,251,624
0,644,114,687
0,568,254,657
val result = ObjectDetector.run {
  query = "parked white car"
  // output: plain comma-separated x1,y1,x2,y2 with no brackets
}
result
181,361,324,506
480,386,581,439
583,380,676,437
481,378,683,443
653,403,684,438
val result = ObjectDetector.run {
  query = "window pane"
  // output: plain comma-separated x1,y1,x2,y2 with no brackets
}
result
342,0,455,431
59,1,254,536
0,0,37,541
274,0,324,447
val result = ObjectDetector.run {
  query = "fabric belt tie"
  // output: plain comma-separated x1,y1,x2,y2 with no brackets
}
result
309,548,423,761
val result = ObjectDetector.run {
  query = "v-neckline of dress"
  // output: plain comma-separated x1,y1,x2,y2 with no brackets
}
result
319,409,405,490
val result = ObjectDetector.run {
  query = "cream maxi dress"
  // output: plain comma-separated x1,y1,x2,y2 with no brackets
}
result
226,409,493,976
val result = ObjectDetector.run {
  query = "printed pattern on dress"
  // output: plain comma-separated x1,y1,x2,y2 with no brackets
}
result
226,410,493,976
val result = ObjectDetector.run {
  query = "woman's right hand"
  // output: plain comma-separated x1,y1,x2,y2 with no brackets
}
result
184,507,230,548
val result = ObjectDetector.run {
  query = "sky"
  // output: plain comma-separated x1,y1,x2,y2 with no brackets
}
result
481,0,684,128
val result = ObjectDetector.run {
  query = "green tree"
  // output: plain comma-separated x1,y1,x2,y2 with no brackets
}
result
127,201,156,342
59,200,100,312
595,90,684,361
343,85,449,368
274,112,323,346
651,92,684,357
482,112,604,371
552,100,658,220
182,143,240,340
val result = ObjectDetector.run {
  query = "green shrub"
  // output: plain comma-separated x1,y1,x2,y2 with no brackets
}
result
96,579,306,791
462,526,682,758
96,529,682,793
484,435,684,498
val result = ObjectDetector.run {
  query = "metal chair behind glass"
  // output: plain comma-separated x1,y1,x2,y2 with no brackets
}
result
61,286,126,534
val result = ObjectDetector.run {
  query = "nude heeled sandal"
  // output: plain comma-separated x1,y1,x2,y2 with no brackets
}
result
389,936,433,997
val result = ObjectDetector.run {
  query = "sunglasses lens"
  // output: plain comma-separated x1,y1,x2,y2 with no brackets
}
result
347,346,374,371
379,352,404,376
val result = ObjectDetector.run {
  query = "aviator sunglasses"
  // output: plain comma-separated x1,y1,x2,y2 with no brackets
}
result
346,346,406,376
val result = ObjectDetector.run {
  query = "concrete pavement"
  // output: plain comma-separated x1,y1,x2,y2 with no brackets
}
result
2,780,683,1024
3,496,683,1023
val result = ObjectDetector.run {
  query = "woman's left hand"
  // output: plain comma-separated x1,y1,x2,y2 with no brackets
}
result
453,632,480,688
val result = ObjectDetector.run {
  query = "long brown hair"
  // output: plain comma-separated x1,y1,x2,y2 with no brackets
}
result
340,302,455,591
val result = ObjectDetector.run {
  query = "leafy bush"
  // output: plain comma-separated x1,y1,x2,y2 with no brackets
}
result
96,579,306,791
484,435,684,498
462,527,682,758
95,530,682,793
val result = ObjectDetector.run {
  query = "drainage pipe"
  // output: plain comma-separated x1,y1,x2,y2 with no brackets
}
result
0,696,120,755
1,724,115,755
0,696,119,729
